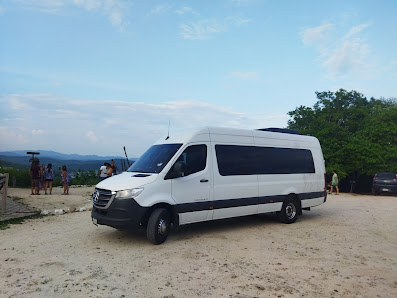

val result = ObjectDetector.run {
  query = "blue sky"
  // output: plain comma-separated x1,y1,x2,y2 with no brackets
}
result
1,0,396,157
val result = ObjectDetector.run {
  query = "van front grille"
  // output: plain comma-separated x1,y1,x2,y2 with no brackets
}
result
92,188,114,208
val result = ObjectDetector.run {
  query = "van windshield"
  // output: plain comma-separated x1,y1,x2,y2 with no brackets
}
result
127,144,182,174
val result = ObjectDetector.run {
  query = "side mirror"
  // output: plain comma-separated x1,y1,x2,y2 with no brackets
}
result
165,161,186,180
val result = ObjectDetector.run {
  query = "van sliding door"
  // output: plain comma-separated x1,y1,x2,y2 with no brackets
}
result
212,144,259,220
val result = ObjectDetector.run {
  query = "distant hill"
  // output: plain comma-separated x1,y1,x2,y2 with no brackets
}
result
0,150,122,161
0,150,136,173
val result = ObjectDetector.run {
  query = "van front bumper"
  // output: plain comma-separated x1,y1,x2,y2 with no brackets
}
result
91,198,149,228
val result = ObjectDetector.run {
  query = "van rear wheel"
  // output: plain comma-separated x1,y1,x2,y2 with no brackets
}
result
278,198,298,224
147,208,171,245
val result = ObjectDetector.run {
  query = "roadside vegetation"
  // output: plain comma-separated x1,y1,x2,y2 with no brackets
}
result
288,89,397,191
0,165,100,188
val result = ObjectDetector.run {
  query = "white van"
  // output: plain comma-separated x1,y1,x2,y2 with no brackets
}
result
92,127,327,244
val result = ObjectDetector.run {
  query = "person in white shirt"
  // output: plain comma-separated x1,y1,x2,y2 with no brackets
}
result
99,163,108,181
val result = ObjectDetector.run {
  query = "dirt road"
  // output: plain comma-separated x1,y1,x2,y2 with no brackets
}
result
1,189,396,297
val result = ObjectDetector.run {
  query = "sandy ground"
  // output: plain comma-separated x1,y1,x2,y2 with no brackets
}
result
5,186,95,214
1,189,397,298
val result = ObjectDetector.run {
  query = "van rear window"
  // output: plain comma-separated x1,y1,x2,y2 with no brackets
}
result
215,145,315,176
128,144,182,174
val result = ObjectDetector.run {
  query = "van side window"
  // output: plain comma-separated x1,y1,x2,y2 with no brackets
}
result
215,145,315,176
178,144,207,176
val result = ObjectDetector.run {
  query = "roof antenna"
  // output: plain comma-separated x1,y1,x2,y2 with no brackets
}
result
165,120,170,140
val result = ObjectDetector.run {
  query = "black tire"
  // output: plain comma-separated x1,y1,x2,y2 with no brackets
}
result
147,208,171,245
278,197,299,224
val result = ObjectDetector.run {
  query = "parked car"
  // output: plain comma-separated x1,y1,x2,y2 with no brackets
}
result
372,172,397,195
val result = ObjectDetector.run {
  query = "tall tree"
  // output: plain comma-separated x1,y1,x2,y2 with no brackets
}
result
288,89,397,183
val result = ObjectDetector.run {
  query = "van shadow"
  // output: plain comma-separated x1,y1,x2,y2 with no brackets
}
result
173,210,328,242
99,214,279,245
97,211,327,245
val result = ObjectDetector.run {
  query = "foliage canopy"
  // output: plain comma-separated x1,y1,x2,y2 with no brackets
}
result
287,89,397,179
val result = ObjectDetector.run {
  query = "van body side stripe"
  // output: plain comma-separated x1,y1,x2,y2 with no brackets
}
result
176,191,326,214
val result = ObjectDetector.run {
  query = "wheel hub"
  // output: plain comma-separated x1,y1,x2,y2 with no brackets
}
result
286,203,296,219
158,219,168,234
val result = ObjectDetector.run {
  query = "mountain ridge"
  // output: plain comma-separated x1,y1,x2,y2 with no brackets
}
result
0,150,124,161
0,150,136,172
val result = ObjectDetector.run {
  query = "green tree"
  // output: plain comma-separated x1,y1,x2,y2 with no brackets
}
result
288,89,397,188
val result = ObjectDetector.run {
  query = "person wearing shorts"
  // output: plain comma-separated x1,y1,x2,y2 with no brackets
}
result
44,163,54,195
329,170,339,195
29,159,40,195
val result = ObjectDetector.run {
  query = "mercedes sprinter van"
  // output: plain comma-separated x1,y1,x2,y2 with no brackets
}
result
92,127,327,244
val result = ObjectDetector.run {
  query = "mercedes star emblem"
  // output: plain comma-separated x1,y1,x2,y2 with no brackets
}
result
93,190,99,203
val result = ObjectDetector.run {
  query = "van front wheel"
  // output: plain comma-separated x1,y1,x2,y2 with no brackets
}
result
278,198,298,224
147,208,171,245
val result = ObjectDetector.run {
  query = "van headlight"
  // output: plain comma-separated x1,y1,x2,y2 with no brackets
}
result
115,188,143,199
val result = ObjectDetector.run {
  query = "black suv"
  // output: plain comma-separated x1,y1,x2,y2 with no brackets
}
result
372,172,397,195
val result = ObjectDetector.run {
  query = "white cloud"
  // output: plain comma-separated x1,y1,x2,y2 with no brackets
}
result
0,126,28,150
14,0,129,28
301,23,334,46
32,129,44,135
323,38,370,78
14,0,65,13
0,94,288,156
180,20,225,40
343,23,371,40
73,0,101,11
150,4,173,15
75,0,129,28
228,16,252,27
86,130,99,143
175,6,194,15
179,15,253,40
302,22,374,79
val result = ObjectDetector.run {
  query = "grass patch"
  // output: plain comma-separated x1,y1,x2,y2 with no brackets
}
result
0,213,44,230
8,195,23,201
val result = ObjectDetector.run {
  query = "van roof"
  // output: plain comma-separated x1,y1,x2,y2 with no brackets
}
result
154,127,319,146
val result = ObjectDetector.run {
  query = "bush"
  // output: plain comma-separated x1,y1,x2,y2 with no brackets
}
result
0,168,31,188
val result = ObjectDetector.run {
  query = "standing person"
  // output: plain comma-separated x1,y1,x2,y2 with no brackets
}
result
44,164,54,195
105,163,113,178
110,160,117,175
329,170,339,195
99,163,108,181
39,164,45,191
61,165,69,195
29,159,40,195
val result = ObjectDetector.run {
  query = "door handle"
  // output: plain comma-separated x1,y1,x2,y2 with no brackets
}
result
200,179,209,183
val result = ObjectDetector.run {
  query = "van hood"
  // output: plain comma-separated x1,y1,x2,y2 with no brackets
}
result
95,172,158,192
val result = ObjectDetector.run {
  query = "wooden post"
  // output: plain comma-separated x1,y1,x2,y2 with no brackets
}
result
1,173,9,215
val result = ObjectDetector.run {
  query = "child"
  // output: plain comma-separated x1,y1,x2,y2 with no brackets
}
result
44,164,54,195
61,165,69,195
39,164,45,191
